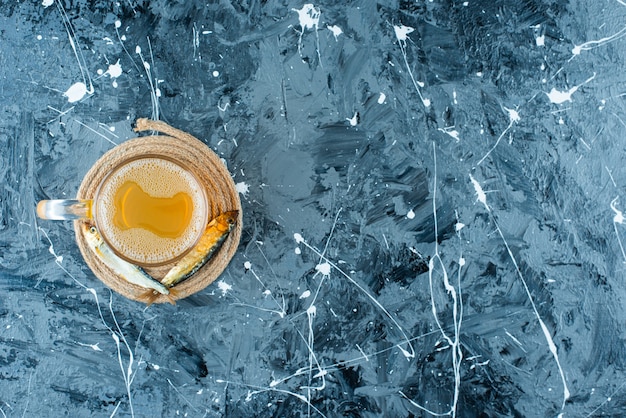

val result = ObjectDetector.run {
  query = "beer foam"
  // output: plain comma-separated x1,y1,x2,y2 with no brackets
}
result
96,157,207,264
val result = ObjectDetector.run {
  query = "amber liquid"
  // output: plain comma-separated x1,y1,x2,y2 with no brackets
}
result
96,157,207,265
113,181,193,239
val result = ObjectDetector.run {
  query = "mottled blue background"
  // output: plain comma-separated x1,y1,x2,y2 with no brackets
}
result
1,0,626,416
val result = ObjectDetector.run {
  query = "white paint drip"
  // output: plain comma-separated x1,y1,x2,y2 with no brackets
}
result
611,197,624,224
76,342,102,351
407,209,415,219
55,0,95,102
546,73,596,104
377,92,386,104
297,235,415,359
438,127,460,141
293,4,320,31
610,197,626,264
299,290,311,299
394,24,430,108
327,25,343,41
355,344,369,361
240,260,287,317
572,25,626,56
469,174,570,411
476,106,520,166
292,4,322,64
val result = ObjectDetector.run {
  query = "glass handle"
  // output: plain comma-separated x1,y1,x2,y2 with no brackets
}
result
36,199,93,220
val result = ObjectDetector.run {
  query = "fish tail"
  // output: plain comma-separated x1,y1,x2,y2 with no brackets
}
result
166,287,180,305
139,289,177,306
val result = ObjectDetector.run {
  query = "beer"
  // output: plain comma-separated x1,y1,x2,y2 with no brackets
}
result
95,157,207,265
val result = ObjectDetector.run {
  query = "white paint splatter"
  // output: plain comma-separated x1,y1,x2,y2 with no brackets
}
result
394,24,430,108
294,233,304,243
346,112,358,126
470,170,571,410
505,107,520,123
546,88,574,104
295,247,301,255
476,106,520,166
406,209,415,219
235,181,250,197
42,0,53,8
536,35,545,46
306,304,317,316
217,280,232,296
438,127,460,141
393,24,414,41
572,25,626,56
299,290,311,299
212,70,220,77
327,25,343,41
610,197,626,264
107,60,123,78
292,4,321,61
469,174,488,210
64,82,88,103
546,73,596,104
293,4,320,31
377,92,386,104
315,262,331,276
611,197,624,224
244,261,252,270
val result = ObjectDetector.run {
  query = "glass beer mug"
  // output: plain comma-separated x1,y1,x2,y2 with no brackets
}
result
37,155,209,267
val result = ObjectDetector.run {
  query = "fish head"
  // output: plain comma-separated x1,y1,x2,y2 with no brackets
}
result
207,210,239,233
81,222,104,249
222,210,239,228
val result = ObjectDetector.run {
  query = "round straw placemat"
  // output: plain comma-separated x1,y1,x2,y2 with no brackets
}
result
73,119,242,304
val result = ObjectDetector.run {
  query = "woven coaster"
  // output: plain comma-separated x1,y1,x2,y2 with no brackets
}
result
73,119,242,304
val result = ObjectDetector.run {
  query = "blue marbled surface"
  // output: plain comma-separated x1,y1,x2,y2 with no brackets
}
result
1,0,625,416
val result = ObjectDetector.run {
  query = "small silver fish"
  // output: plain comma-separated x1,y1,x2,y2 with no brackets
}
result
161,210,238,288
82,223,176,305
